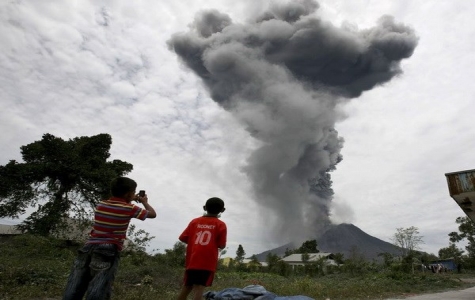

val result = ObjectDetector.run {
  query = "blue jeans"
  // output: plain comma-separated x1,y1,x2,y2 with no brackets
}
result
63,243,120,300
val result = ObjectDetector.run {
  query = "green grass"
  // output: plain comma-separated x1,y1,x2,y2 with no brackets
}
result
1,235,474,300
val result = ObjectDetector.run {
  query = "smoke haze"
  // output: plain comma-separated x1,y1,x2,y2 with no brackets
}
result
168,0,418,243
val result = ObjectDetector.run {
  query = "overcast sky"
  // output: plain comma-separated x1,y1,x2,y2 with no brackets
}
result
1,0,475,258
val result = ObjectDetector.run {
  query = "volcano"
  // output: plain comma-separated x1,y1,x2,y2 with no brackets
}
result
254,223,401,261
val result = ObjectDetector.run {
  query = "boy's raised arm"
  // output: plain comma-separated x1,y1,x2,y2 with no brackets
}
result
138,195,157,218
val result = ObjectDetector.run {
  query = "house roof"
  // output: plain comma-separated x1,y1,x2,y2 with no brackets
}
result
0,224,21,235
281,252,334,263
220,257,267,267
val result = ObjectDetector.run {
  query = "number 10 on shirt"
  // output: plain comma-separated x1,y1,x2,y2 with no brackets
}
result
195,230,211,245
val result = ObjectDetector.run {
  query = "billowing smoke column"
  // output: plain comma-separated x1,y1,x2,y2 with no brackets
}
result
168,0,418,242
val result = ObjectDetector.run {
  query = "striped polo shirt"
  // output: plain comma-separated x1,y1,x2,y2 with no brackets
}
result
86,197,148,251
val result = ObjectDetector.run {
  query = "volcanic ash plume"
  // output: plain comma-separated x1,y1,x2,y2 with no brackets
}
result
168,0,418,242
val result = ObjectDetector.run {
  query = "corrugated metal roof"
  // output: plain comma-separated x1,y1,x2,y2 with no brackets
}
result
445,170,475,222
0,224,21,235
446,170,475,196
281,252,333,262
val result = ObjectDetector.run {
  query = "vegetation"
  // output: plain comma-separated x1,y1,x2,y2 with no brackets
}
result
392,226,424,257
2,134,475,299
0,133,133,236
235,244,246,264
449,216,475,267
285,239,319,256
1,235,475,300
439,243,464,265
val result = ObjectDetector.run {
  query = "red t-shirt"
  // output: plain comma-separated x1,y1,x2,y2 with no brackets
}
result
179,216,227,271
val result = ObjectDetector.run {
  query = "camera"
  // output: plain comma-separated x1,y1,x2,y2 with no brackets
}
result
139,190,146,197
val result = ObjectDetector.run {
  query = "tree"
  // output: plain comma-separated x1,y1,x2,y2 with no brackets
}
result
343,246,371,275
449,216,475,260
161,241,187,267
378,252,394,268
249,254,260,265
265,252,281,272
248,255,261,272
285,239,320,256
284,247,294,257
235,244,246,264
0,133,133,235
126,224,156,252
418,251,438,265
439,243,464,262
332,252,345,265
392,226,424,257
297,239,319,253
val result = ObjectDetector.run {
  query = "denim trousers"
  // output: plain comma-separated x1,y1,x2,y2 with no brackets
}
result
63,243,120,300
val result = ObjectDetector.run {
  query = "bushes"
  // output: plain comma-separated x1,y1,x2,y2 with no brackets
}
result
0,235,474,300
0,235,75,299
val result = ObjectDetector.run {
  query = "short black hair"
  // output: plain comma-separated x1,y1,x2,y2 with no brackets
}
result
110,177,137,197
205,197,225,214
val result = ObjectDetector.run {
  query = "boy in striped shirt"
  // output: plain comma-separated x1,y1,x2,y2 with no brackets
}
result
63,177,156,300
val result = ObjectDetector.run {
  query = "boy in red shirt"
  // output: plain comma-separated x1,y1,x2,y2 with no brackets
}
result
177,197,227,300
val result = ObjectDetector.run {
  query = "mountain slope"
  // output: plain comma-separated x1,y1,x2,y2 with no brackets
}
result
254,223,401,261
317,223,401,260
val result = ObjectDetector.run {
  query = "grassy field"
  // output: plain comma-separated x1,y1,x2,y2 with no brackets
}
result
1,234,474,300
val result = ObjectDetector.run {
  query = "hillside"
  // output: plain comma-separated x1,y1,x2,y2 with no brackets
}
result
255,223,401,261
317,223,401,259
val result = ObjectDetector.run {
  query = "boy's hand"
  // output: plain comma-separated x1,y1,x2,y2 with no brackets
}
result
136,193,156,219
135,193,148,204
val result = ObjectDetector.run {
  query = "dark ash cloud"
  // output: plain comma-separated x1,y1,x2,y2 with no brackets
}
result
168,0,418,242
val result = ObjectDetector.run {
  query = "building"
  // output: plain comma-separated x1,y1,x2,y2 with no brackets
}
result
220,257,268,268
429,258,457,271
445,169,475,222
0,224,21,235
220,257,233,266
281,252,337,268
